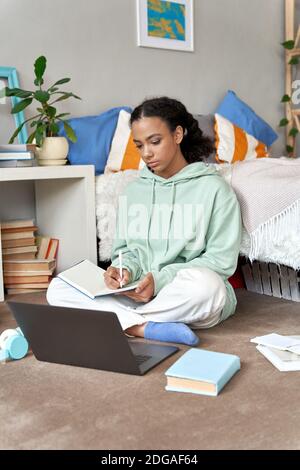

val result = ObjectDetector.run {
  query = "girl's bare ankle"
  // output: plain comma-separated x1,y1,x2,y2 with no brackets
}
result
125,323,147,338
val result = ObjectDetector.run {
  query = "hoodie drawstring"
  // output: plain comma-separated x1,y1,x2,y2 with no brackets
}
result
146,180,176,267
146,179,155,272
164,182,176,255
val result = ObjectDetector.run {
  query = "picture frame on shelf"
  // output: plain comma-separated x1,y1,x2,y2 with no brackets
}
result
136,0,194,52
0,66,28,144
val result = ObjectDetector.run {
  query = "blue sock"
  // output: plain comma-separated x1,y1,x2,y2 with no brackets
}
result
144,321,199,346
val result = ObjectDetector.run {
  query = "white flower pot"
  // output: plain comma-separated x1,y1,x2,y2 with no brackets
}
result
37,137,69,161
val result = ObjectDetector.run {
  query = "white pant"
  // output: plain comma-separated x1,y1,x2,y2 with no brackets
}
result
46,267,227,331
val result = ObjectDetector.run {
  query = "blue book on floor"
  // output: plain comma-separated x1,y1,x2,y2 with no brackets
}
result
165,348,240,396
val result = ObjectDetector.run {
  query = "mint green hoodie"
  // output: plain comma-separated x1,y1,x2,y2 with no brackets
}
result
111,162,242,322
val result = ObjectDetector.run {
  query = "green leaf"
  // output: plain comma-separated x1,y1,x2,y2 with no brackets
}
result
289,127,299,137
8,121,27,143
36,107,44,113
48,87,59,93
11,98,33,114
56,113,70,118
63,121,77,143
281,94,291,102
13,90,33,98
279,118,289,127
52,93,73,103
35,124,46,146
49,123,59,135
7,113,43,142
289,57,299,65
50,93,81,106
52,91,80,98
62,92,81,100
35,134,43,147
49,92,81,103
27,130,37,144
282,40,295,50
30,120,37,128
34,56,47,85
34,77,44,86
47,106,57,118
52,78,71,86
286,145,294,153
4,87,33,98
34,90,50,103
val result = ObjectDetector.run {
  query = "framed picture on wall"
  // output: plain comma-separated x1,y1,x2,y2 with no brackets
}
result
136,0,194,52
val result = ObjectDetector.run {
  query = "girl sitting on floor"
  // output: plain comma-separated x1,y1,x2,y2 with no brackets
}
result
47,97,241,346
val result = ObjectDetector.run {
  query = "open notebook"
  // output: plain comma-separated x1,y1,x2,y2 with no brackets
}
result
57,259,139,299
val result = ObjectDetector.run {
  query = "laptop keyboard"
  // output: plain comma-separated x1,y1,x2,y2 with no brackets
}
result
134,354,152,365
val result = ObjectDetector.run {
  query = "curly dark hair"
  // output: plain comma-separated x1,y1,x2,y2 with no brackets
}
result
130,96,214,163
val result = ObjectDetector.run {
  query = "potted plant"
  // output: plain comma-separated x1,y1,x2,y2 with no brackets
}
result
2,55,81,164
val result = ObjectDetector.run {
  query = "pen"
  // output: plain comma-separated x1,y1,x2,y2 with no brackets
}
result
119,250,123,288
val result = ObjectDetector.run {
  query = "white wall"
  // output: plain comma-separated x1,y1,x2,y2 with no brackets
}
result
0,0,286,218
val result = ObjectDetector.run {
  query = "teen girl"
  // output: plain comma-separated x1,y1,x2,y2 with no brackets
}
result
47,97,241,346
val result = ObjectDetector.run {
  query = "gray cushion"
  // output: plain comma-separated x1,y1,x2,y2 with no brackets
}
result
193,114,216,163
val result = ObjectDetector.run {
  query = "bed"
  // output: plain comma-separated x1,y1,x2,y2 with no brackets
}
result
95,158,300,273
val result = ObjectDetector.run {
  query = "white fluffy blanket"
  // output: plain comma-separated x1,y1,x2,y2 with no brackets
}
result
95,170,139,261
95,163,300,270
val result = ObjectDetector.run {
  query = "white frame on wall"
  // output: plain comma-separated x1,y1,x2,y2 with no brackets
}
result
136,0,194,52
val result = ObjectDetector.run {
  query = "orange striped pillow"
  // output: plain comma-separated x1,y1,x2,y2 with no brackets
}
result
214,113,269,163
104,110,145,173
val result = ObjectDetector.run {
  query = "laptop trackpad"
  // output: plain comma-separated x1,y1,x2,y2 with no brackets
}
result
128,340,179,374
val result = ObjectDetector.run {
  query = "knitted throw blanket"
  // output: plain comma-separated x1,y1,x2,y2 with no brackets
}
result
231,158,300,261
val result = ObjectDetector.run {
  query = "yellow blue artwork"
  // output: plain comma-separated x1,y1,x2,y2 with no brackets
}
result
147,0,186,41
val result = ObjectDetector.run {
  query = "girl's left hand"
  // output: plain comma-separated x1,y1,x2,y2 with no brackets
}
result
118,272,154,303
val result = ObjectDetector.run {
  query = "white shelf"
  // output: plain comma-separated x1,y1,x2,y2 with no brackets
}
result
0,165,94,182
0,165,97,301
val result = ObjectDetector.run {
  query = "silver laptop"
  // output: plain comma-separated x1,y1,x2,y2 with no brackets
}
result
8,301,179,375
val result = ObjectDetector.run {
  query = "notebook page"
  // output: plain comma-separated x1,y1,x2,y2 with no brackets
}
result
58,259,139,298
250,333,300,351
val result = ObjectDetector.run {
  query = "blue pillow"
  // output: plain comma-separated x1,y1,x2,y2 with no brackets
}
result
58,106,132,175
215,90,277,146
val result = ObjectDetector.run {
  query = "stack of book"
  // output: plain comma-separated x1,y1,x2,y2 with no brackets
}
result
3,259,56,294
0,144,37,167
1,219,38,259
1,220,59,295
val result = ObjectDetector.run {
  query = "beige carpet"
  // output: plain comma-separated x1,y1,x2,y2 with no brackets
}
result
0,289,300,450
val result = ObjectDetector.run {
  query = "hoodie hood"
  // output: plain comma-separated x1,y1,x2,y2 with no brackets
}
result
140,161,217,185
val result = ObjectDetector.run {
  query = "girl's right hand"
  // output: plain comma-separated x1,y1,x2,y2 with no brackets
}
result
104,266,131,289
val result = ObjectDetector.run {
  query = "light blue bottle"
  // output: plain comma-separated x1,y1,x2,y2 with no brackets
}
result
0,328,28,362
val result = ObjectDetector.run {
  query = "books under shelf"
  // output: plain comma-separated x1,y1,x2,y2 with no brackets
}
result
1,219,35,230
1,219,59,295
3,259,56,273
2,245,38,260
